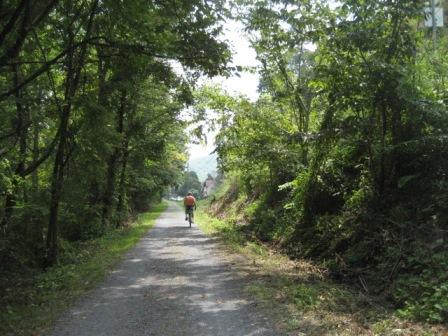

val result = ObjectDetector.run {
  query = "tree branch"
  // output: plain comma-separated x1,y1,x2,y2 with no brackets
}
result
22,130,59,176
0,0,59,67
0,36,102,101
91,39,211,61
0,0,28,47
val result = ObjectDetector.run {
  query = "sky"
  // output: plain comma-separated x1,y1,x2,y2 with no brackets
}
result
187,20,260,160
210,21,260,101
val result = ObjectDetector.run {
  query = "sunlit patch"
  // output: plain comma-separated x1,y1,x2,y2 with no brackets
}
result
128,258,142,263
191,297,250,313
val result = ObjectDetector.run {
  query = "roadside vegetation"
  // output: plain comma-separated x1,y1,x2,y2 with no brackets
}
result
196,198,446,335
0,202,166,336
195,0,448,328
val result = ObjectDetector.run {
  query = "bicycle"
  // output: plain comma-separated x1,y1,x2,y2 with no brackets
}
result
186,207,194,228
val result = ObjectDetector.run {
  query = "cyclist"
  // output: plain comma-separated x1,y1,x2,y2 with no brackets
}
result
183,192,197,221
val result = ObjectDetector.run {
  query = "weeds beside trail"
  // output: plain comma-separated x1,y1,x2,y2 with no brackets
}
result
0,202,167,336
195,206,447,336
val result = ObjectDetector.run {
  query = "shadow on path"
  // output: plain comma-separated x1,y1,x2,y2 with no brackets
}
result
48,201,276,336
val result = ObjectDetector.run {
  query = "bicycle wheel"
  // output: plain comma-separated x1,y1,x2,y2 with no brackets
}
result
188,211,192,227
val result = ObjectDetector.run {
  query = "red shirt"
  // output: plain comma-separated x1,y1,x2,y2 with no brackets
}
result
184,195,196,206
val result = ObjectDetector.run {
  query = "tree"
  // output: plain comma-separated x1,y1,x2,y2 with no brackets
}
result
210,0,448,322
0,0,231,268
177,171,203,199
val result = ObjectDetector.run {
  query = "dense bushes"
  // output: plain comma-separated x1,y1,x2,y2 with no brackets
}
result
205,0,448,323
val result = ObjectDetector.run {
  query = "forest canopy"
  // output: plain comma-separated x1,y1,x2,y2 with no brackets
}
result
0,0,230,271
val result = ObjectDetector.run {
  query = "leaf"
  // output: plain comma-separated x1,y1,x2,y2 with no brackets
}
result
398,175,419,189
278,181,294,191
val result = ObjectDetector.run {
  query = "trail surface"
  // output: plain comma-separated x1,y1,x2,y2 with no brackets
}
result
48,201,277,336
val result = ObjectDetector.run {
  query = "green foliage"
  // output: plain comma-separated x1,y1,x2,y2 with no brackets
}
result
0,159,13,193
291,283,320,309
0,0,230,270
394,252,448,323
176,171,203,198
195,201,247,249
203,0,448,326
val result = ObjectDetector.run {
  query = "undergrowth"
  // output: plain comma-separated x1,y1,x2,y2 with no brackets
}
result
196,198,447,335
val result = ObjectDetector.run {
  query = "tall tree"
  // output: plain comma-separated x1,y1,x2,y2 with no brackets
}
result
0,0,231,267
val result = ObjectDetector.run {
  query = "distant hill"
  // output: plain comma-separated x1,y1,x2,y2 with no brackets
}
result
188,152,218,182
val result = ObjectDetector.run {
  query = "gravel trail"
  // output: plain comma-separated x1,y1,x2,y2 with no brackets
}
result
48,201,277,336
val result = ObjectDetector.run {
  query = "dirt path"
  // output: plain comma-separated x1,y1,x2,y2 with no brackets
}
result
48,201,277,336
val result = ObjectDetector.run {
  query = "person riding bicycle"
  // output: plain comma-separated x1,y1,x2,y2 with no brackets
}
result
183,192,197,221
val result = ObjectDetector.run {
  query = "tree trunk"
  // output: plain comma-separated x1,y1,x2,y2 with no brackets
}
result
88,50,108,207
0,0,59,68
116,137,129,220
31,111,39,191
377,91,388,197
102,89,126,226
45,0,99,267
1,64,28,232
45,102,70,267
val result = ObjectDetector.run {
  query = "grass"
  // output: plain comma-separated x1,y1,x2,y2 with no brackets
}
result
195,203,447,336
0,202,167,336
